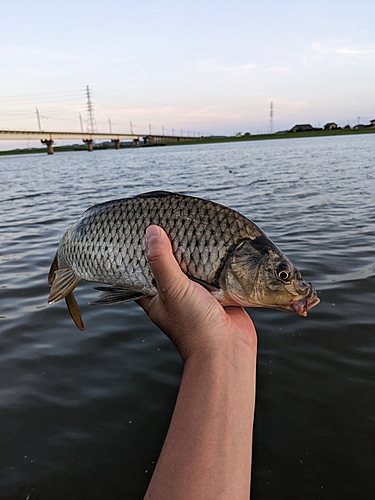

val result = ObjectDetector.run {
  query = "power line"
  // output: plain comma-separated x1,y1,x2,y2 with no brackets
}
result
0,88,83,99
0,87,207,136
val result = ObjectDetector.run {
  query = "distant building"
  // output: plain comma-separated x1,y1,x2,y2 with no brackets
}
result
370,119,375,127
324,122,338,130
290,124,314,133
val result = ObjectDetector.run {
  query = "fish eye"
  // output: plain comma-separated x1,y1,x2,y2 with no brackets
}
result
276,265,291,282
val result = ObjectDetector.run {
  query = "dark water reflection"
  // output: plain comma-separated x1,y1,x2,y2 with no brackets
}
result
1,135,374,499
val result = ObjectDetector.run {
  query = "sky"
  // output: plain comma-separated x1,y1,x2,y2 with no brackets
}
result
0,0,375,149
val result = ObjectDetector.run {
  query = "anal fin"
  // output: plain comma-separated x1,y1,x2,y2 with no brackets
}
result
90,286,147,306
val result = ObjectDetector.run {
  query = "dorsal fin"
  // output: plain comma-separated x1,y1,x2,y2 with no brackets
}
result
86,191,178,214
48,252,59,286
136,190,175,198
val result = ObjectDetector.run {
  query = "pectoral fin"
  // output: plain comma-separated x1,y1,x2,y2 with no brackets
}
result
48,266,84,331
90,286,147,306
65,292,84,331
188,276,227,303
48,268,82,303
188,276,221,293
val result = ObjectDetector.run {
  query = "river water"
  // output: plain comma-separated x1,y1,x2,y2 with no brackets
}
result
1,135,374,499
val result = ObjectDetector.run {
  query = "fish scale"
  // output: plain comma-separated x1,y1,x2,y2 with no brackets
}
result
55,191,257,292
48,190,319,330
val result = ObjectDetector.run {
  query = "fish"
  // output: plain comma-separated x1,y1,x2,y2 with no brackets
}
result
48,191,320,330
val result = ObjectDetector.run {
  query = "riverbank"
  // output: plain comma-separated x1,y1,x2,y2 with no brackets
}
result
0,126,374,155
168,126,375,146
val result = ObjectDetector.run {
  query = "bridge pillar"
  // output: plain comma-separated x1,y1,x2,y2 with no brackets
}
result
143,136,149,145
41,139,54,154
111,139,120,149
133,138,139,147
83,139,94,151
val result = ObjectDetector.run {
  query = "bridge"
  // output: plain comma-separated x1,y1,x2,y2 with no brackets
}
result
0,129,201,154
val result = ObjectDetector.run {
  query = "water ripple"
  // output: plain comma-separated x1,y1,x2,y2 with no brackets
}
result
1,135,374,499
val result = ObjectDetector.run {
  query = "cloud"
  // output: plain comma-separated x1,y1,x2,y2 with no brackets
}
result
276,99,310,112
311,42,329,54
334,45,375,55
311,40,375,57
197,58,291,78
198,59,257,73
0,45,86,64
261,65,290,73
186,106,244,122
186,106,222,118
17,68,66,78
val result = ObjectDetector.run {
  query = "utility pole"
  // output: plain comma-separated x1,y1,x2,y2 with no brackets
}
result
357,116,366,126
268,101,274,134
36,107,41,132
86,85,97,133
108,118,112,134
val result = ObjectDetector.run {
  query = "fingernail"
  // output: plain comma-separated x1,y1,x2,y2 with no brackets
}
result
146,225,162,242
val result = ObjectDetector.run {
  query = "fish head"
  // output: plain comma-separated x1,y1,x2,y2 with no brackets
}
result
220,238,320,316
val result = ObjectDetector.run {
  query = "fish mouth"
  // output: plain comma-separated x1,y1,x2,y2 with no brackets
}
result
288,284,320,317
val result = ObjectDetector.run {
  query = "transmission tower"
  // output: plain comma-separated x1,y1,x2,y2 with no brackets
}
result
86,85,97,133
268,101,274,134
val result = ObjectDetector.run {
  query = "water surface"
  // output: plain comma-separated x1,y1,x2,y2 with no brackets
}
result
1,135,374,499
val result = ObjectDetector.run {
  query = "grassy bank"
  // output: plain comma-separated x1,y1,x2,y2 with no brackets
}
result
168,126,375,146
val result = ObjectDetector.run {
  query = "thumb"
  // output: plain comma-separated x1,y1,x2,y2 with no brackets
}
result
145,225,189,299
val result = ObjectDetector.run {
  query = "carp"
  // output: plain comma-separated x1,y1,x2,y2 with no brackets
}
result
48,191,319,330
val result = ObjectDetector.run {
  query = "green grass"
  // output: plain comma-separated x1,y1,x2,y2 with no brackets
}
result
167,127,375,146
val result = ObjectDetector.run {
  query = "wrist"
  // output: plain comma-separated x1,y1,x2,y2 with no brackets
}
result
182,334,257,370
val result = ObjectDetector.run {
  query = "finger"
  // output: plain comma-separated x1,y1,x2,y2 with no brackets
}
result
145,225,190,297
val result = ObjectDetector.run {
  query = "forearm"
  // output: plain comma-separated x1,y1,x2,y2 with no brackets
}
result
144,337,257,500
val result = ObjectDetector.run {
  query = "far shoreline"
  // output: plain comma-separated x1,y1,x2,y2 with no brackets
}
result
0,126,374,156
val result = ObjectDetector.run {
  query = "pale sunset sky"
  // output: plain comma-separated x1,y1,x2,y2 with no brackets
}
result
0,0,374,149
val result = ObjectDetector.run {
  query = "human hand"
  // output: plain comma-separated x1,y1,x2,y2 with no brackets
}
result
137,225,257,361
